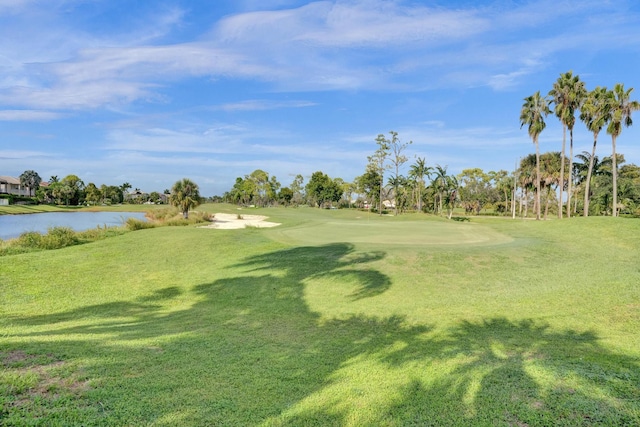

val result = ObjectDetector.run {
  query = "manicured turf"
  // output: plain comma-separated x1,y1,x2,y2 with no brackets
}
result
1,205,639,425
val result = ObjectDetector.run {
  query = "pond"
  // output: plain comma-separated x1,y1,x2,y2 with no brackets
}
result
0,211,148,241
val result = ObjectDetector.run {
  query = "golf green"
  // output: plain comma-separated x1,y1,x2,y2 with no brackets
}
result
272,218,513,246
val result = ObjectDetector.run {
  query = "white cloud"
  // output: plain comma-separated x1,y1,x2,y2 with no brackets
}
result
0,149,52,159
2,0,639,113
0,110,63,121
214,1,488,48
215,99,317,111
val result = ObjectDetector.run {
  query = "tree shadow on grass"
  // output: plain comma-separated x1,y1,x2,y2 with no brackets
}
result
234,243,391,300
6,286,182,332
2,244,640,425
375,318,640,426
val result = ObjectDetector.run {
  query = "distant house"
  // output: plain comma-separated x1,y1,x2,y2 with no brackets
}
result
125,189,149,203
382,199,396,209
126,190,169,204
0,176,29,197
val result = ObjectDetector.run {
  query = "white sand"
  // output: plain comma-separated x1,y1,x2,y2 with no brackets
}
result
198,213,281,230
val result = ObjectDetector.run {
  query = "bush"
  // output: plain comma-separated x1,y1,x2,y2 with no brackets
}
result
164,210,212,226
41,227,79,249
13,227,79,250
125,218,156,231
78,225,125,240
146,207,179,221
17,232,43,248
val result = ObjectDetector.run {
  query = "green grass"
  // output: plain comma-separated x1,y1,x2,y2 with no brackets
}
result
1,205,639,425
0,203,157,216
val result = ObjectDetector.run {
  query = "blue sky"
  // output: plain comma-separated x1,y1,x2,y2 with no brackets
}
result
2,0,640,196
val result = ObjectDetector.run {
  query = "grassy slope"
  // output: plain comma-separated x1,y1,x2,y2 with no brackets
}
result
1,205,638,426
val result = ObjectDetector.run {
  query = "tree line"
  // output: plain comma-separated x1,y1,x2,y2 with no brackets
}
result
223,127,640,218
12,172,169,206
12,71,640,219
11,172,205,219
521,71,639,219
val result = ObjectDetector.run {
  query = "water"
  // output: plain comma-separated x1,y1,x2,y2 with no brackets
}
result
0,211,148,241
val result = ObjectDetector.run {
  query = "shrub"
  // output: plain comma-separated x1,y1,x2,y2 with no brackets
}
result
41,227,79,249
126,218,156,231
17,231,43,248
146,207,179,221
192,211,214,223
78,225,125,241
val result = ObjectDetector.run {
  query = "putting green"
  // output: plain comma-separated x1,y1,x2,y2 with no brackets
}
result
273,218,513,246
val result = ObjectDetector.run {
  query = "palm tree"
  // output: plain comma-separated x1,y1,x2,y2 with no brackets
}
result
432,165,449,215
574,151,598,214
520,91,551,220
539,152,564,219
548,71,586,218
387,175,411,214
120,182,132,203
169,178,201,219
443,174,458,220
19,170,42,197
580,87,611,217
518,154,537,217
408,157,432,212
606,83,640,217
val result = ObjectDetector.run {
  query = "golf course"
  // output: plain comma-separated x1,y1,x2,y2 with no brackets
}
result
1,205,639,426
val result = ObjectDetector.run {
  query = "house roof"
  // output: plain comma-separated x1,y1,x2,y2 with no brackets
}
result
0,176,20,185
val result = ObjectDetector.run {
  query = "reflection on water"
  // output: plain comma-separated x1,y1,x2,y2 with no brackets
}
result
0,211,147,241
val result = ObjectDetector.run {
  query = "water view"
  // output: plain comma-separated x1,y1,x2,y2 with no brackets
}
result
0,211,148,241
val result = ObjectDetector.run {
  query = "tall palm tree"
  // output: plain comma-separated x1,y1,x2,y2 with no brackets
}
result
408,157,432,212
606,83,640,217
580,87,611,217
169,178,201,219
548,71,586,218
520,91,551,220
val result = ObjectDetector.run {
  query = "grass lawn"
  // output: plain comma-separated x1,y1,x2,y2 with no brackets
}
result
1,205,639,426
0,204,154,216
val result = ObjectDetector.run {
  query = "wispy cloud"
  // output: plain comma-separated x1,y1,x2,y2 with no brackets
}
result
215,99,317,111
3,0,640,113
0,110,63,121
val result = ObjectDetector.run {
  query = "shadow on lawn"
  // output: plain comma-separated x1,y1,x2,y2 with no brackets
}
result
3,243,640,425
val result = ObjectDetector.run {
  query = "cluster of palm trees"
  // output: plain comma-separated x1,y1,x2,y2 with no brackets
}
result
520,71,639,219
357,156,460,217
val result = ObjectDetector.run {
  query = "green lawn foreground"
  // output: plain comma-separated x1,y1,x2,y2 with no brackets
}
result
1,205,639,426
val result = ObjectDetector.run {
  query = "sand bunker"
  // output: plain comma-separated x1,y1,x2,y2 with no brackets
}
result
198,213,281,230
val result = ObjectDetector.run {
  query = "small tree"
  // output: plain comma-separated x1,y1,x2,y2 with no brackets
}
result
278,187,294,206
290,174,305,206
305,171,342,208
386,131,412,215
59,175,85,205
170,178,201,219
356,166,382,210
369,134,391,215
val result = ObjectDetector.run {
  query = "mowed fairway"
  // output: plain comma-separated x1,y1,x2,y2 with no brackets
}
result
1,205,639,426
272,214,513,246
